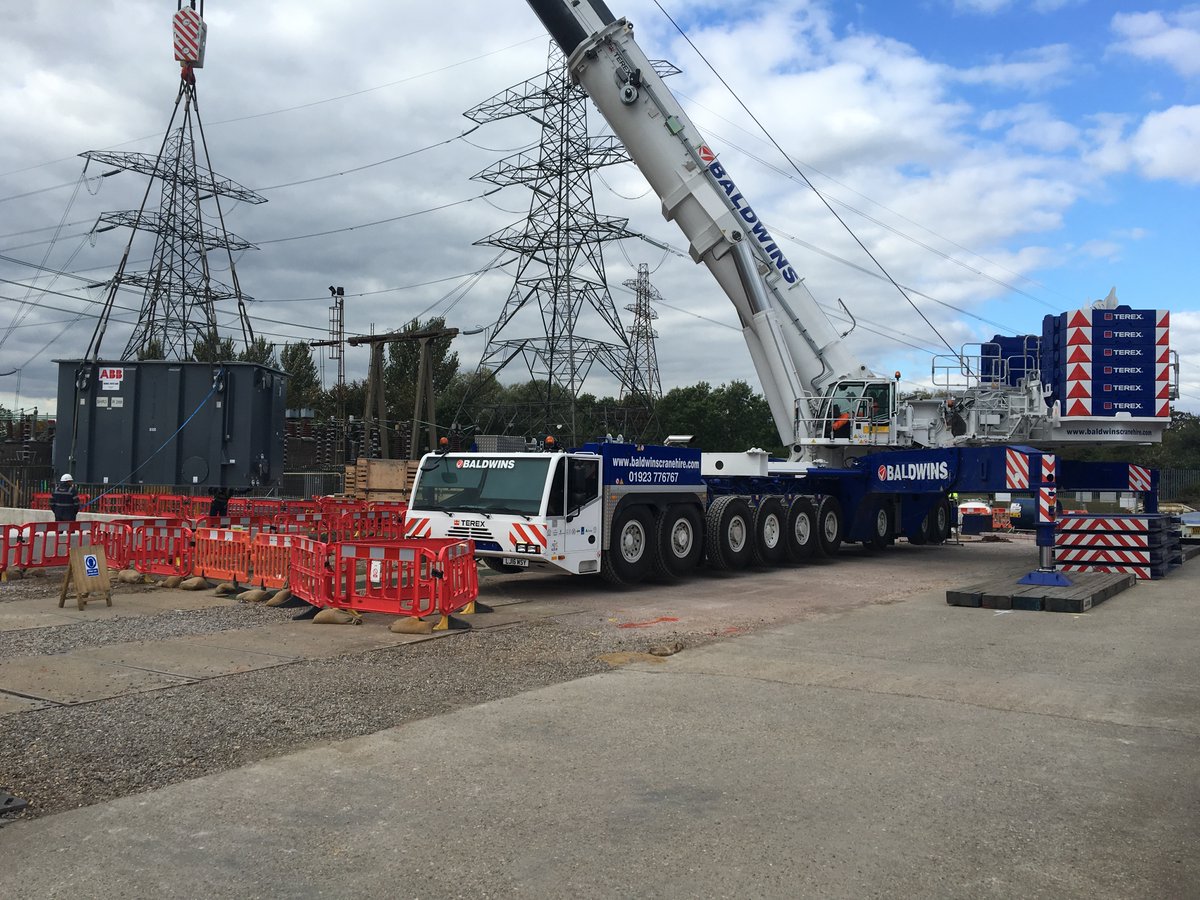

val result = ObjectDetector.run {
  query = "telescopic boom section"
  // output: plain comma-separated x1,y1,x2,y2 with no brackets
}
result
522,0,872,446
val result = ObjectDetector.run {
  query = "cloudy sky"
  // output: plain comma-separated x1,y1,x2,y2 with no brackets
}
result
1,0,1197,420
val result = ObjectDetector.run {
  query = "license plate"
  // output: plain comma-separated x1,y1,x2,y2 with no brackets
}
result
502,556,530,567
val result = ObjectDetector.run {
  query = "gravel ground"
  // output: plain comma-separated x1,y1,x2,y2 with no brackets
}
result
0,604,300,661
0,540,1036,826
0,621,660,822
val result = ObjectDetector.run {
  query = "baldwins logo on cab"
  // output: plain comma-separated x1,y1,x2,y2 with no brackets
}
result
876,461,950,482
456,459,515,470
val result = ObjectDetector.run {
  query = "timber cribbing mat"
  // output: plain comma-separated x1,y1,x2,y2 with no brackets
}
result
946,572,1136,613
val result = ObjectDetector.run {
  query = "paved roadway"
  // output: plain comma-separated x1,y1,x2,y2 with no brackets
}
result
1,546,1197,898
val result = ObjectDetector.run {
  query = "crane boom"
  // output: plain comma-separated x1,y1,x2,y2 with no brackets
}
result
523,0,871,452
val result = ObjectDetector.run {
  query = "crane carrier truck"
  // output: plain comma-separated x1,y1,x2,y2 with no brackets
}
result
404,0,1178,585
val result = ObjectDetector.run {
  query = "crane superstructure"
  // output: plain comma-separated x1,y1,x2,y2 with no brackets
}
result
403,0,1173,586
521,0,1175,465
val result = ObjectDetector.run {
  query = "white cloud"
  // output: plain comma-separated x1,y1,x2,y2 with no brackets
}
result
956,44,1074,90
1129,105,1200,183
1110,9,1200,77
980,103,1080,152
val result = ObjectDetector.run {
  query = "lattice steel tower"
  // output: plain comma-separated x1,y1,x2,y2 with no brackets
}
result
464,41,638,439
621,263,663,403
82,2,264,363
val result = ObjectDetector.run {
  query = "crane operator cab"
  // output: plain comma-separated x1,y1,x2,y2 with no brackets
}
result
818,379,896,445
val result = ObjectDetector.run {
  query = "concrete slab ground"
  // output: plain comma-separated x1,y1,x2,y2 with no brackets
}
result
0,656,192,704
0,590,236,633
1,561,1196,897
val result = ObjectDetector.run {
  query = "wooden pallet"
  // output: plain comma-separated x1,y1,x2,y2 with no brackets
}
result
344,459,421,500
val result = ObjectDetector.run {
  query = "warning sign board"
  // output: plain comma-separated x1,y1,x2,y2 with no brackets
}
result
59,546,112,611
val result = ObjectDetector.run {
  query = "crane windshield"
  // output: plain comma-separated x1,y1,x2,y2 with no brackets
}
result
411,456,552,516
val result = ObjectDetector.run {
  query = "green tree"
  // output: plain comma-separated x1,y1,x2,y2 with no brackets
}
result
191,333,236,363
137,339,165,360
238,336,278,367
383,317,460,426
655,380,780,454
279,341,322,410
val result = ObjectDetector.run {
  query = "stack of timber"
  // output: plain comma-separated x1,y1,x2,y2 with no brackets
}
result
1054,513,1183,580
946,571,1136,613
344,458,421,502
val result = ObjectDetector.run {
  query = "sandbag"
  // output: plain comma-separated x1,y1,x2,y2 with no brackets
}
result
118,569,146,584
214,582,238,596
179,576,210,591
313,607,361,625
162,575,184,589
236,588,270,604
264,589,294,607
389,617,433,635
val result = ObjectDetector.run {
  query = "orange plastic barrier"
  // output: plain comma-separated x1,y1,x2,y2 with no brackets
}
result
31,492,51,510
350,509,406,541
132,525,194,577
249,532,297,589
152,494,191,518
271,512,330,536
289,536,334,605
318,498,367,517
327,538,477,619
193,528,253,584
88,522,134,570
94,493,132,515
7,522,87,571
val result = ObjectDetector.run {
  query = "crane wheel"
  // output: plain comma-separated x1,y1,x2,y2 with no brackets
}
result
653,504,704,579
751,497,787,566
705,496,753,571
813,495,843,557
784,497,817,562
868,503,893,551
601,505,654,586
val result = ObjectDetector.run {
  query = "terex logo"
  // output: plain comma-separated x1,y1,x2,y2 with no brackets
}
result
1103,330,1144,339
876,461,950,482
700,147,798,284
455,459,515,470
1104,313,1141,321
1103,367,1143,375
454,519,486,528
1104,348,1143,357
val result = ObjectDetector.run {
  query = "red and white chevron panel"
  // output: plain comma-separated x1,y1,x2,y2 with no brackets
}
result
1064,313,1093,416
1005,448,1029,489
1057,516,1152,532
1038,487,1057,524
509,522,547,548
1058,563,1152,580
1041,453,1056,483
1057,547,1154,565
1056,531,1152,549
1128,465,1152,493
173,8,204,64
405,516,432,539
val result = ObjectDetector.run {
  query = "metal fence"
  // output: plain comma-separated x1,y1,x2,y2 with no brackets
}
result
1160,468,1200,502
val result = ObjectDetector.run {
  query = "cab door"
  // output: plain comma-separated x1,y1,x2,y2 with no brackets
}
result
562,457,603,573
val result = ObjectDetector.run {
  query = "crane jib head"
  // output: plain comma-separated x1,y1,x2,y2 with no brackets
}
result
705,159,798,284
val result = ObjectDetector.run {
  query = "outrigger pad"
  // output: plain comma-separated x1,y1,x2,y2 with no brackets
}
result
1,790,29,815
1018,570,1074,587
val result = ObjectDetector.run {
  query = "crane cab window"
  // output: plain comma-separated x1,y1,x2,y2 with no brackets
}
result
546,457,600,518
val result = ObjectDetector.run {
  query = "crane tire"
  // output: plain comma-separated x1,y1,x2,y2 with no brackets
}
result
867,503,892,550
814,495,844,557
784,497,817,562
601,505,653,586
705,496,753,571
751,496,787,566
927,498,952,545
653,504,704,579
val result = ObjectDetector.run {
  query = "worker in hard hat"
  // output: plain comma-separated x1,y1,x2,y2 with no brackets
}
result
51,474,80,523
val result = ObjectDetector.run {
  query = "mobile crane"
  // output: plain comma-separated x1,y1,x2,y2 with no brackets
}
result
404,0,1175,585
